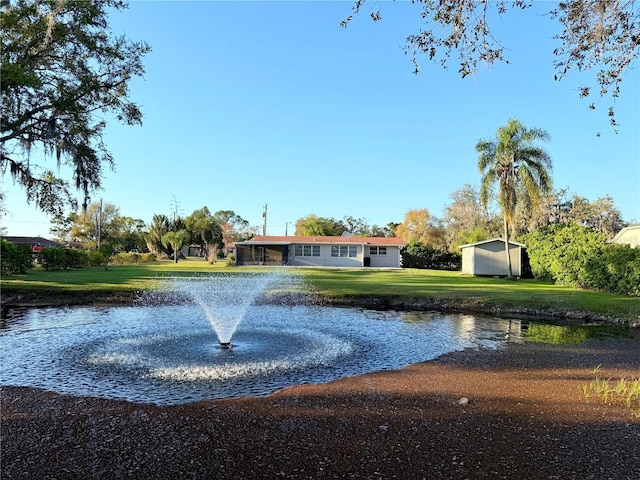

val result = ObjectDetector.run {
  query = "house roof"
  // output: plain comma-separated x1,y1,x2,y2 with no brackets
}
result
2,236,60,246
459,238,526,249
237,235,405,246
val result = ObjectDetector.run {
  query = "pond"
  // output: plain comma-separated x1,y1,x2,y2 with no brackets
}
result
0,304,526,405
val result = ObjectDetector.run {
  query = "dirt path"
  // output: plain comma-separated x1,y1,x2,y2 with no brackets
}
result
2,336,639,479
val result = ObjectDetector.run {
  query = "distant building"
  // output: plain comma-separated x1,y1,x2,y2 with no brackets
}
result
460,238,529,277
2,236,62,252
235,235,404,267
611,225,640,248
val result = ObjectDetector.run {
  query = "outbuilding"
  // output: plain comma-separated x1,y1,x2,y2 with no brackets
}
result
460,238,529,277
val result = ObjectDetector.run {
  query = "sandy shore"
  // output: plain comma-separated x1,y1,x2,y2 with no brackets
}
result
2,335,640,479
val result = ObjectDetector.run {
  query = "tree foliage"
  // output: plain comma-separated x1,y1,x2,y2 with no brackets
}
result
442,184,500,249
213,210,255,246
0,239,34,274
477,119,552,278
49,200,146,251
401,240,461,270
512,187,628,238
295,214,339,236
1,0,150,215
185,207,222,263
342,0,639,127
36,246,103,270
161,229,190,264
145,214,171,257
293,214,390,237
395,208,445,248
565,194,626,238
521,223,606,285
521,223,640,296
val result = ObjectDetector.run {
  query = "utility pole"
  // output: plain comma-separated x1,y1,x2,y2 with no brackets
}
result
285,221,289,236
262,203,268,236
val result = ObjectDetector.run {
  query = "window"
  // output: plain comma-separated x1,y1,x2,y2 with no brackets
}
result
295,245,320,256
331,245,357,257
370,246,387,255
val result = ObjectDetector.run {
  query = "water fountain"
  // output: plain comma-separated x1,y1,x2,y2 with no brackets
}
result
0,270,522,405
168,272,280,348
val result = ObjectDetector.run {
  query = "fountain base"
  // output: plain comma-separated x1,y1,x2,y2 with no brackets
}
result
219,342,233,349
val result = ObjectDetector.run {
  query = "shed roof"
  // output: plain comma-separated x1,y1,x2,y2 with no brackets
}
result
459,238,526,249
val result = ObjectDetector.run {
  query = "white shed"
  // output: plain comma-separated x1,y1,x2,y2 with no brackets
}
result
460,238,527,277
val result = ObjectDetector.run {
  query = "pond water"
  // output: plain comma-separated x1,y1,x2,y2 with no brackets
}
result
0,305,524,405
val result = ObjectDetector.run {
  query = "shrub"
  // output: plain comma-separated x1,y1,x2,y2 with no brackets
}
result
84,249,106,267
37,247,67,270
401,241,461,270
110,252,140,265
38,247,91,270
584,244,640,297
110,252,157,265
521,224,639,297
521,224,607,288
1,240,34,274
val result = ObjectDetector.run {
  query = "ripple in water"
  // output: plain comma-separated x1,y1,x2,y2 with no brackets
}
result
0,302,523,405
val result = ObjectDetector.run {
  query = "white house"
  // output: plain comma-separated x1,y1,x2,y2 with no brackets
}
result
460,238,528,277
235,235,405,267
611,225,640,248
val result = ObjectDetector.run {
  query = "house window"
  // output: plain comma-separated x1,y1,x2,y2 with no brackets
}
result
331,245,357,257
294,245,320,256
369,247,387,255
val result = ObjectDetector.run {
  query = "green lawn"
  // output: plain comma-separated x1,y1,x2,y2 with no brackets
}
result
1,259,638,323
303,268,640,320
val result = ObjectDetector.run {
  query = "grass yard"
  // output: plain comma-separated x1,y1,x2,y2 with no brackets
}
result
303,268,640,320
1,259,638,323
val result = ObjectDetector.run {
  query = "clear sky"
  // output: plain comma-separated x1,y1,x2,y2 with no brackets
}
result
2,1,639,238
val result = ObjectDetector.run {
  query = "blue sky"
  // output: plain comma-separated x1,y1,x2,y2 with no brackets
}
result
2,1,638,237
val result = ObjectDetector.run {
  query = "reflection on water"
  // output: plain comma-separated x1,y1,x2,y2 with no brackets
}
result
522,322,632,344
1,305,523,405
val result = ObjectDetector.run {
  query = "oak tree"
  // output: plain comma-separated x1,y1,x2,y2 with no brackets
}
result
342,0,639,128
1,0,150,215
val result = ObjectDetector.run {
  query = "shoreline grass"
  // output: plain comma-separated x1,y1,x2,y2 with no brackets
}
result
1,260,638,325
583,371,640,418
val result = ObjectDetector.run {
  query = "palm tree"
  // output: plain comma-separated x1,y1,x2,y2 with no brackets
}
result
476,119,552,278
161,229,190,264
146,214,171,256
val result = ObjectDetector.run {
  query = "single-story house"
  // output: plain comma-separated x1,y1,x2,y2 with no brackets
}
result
460,238,529,277
2,236,62,252
235,235,405,267
611,225,640,248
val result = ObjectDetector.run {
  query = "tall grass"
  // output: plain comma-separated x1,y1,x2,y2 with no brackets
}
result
583,374,640,418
